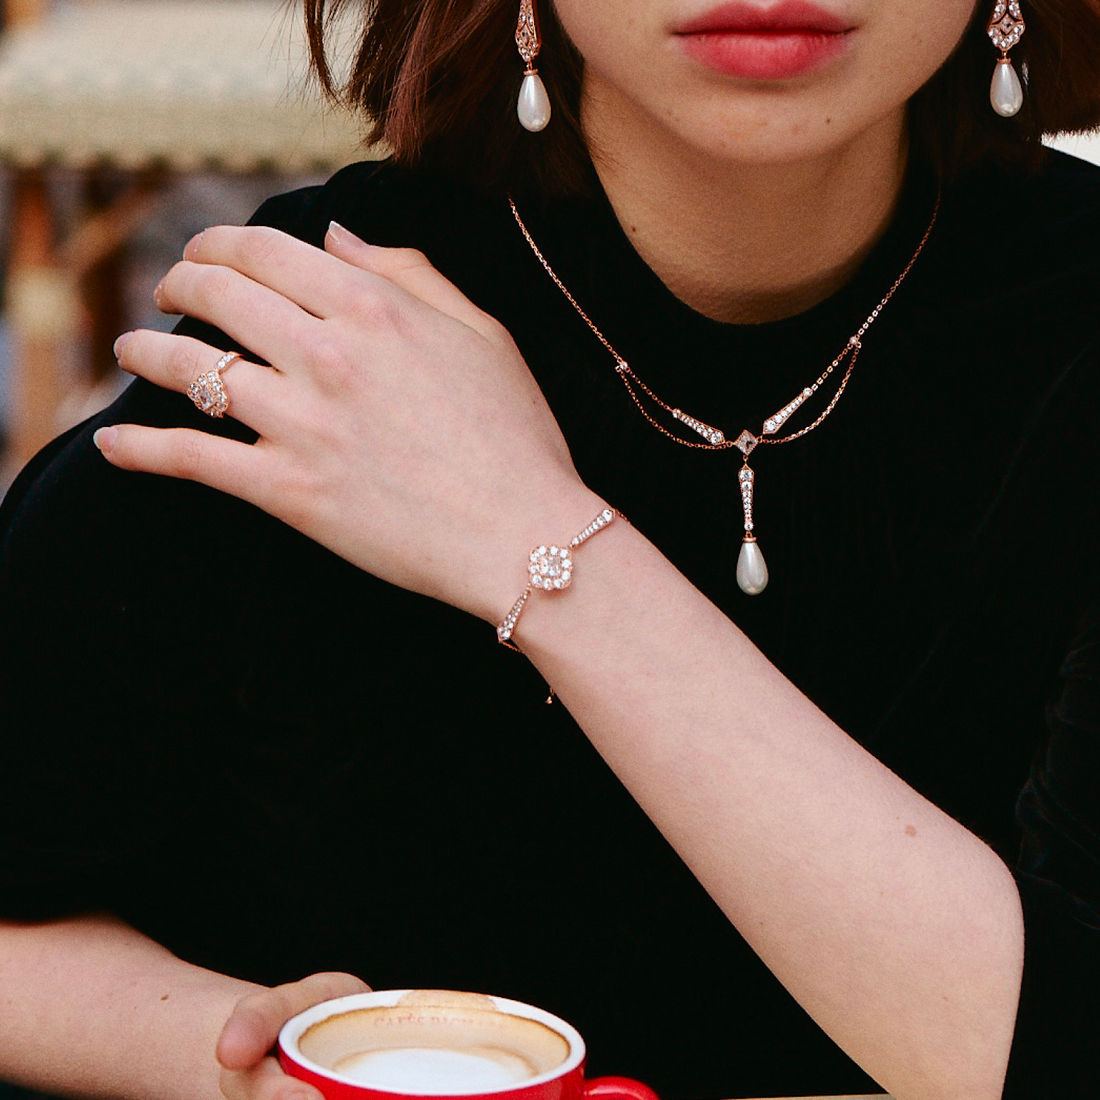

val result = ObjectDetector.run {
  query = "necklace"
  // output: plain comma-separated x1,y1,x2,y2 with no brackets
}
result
509,196,939,595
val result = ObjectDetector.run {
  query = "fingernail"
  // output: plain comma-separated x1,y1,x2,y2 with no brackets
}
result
93,427,118,454
153,279,165,308
327,220,363,247
113,331,133,359
184,229,206,260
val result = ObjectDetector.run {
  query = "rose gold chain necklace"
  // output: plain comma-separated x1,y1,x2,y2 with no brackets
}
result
509,196,939,594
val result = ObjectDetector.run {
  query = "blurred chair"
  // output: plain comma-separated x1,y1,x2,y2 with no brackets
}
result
0,0,376,475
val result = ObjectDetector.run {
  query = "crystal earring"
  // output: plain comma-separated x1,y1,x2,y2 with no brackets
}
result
515,0,551,132
987,0,1025,117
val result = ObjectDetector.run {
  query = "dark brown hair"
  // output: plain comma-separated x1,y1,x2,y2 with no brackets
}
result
305,0,1100,195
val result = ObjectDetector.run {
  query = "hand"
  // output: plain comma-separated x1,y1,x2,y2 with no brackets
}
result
218,972,370,1100
97,223,605,623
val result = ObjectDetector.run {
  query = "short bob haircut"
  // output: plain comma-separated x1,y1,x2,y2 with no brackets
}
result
305,0,1100,196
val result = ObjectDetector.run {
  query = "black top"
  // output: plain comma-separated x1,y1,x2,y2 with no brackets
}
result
2,152,1099,1099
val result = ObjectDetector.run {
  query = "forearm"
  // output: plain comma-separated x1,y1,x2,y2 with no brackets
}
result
515,517,1024,1100
0,913,260,1100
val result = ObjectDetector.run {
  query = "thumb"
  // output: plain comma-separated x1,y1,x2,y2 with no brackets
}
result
217,972,372,1070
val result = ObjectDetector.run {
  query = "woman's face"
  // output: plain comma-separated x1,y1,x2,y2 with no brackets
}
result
552,0,979,165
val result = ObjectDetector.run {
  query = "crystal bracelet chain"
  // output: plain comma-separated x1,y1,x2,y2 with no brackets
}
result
497,507,617,648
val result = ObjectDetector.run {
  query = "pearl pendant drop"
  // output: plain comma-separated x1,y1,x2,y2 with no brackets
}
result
990,59,1023,117
736,538,769,596
518,71,551,132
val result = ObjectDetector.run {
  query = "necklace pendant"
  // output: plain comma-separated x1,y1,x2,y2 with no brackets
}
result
738,464,756,533
763,388,813,435
737,536,769,596
736,465,768,595
733,429,758,456
672,408,725,445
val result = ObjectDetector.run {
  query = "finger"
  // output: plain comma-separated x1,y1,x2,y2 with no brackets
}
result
217,973,372,1070
185,225,370,322
115,330,284,435
93,424,267,504
324,222,505,342
155,259,321,371
220,1054,320,1100
183,224,503,354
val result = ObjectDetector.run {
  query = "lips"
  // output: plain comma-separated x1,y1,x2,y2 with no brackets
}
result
674,2,855,80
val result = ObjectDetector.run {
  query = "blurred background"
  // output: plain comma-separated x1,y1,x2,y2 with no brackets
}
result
0,2,1097,496
0,0,377,493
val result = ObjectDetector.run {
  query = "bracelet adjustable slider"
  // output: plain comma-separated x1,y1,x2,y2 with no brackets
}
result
497,507,616,647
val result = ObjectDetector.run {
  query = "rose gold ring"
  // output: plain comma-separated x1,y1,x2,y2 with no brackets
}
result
188,351,241,418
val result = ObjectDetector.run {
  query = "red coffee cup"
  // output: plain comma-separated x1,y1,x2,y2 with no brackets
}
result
278,990,659,1100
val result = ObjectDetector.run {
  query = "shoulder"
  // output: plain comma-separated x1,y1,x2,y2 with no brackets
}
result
1003,152,1100,388
1019,148,1100,218
1008,150,1100,287
242,159,517,313
245,158,505,255
934,150,1100,299
919,151,1100,424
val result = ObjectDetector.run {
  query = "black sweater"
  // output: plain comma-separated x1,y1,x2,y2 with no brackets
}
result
2,152,1099,1098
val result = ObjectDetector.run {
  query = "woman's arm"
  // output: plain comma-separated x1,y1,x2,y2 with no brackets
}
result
96,223,1024,1100
0,915,365,1100
0,913,255,1100
510,519,1024,1100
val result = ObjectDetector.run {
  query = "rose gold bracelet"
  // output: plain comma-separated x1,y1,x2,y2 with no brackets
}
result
497,507,617,649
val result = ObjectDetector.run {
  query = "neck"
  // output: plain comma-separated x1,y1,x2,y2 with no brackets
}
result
582,76,910,325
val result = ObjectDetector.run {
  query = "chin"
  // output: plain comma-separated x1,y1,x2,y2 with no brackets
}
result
582,55,911,175
663,96,905,170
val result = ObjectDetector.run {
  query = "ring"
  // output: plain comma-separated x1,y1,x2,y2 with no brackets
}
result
188,351,241,418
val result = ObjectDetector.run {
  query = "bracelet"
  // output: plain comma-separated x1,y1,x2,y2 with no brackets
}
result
496,507,617,647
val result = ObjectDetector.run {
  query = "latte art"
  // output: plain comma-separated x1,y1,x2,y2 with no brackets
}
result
295,993,572,1095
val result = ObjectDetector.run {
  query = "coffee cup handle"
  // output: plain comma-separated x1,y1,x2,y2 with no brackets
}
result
583,1076,661,1100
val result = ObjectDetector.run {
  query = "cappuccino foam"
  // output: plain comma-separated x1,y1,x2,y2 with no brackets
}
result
334,1047,539,1091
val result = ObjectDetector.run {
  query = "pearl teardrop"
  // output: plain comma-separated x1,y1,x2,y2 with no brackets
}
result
517,72,551,132
736,538,769,596
990,60,1023,117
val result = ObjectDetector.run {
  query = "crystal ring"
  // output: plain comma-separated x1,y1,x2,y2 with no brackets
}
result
188,351,241,419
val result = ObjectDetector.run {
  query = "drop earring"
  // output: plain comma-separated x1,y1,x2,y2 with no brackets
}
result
515,0,551,132
987,0,1025,117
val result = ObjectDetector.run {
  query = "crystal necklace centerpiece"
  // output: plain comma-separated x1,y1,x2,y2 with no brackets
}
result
509,197,939,595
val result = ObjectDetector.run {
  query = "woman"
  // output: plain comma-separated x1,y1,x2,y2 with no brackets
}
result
1,0,1099,1097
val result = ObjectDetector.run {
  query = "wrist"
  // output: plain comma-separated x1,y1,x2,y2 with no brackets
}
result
496,504,620,646
475,486,612,629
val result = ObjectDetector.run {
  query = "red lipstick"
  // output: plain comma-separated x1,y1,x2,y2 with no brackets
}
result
674,2,854,80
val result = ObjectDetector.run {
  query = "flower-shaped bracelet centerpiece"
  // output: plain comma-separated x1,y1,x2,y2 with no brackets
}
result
497,507,617,647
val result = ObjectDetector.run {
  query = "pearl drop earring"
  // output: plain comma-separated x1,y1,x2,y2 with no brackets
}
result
515,0,551,132
987,0,1026,117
